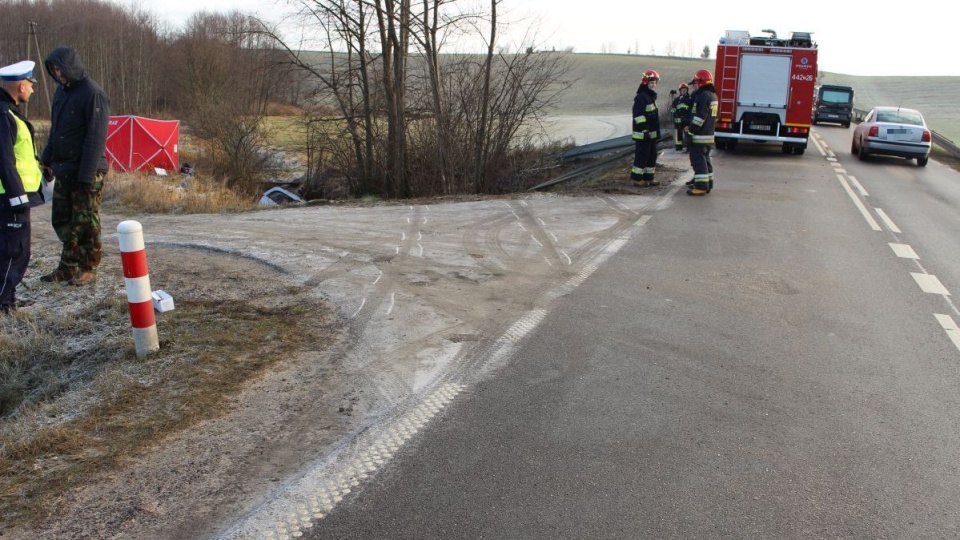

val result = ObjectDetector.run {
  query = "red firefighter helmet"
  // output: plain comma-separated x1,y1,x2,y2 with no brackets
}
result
679,83,689,90
693,69,713,85
641,70,660,84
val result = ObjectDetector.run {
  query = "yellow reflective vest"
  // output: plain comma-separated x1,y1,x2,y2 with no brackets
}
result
2,109,42,198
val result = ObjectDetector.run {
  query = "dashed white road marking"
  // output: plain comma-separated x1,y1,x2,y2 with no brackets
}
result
935,314,960,353
912,273,950,295
874,208,901,233
560,250,572,265
889,243,919,259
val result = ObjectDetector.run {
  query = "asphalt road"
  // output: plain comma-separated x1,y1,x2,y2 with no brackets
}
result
250,128,960,539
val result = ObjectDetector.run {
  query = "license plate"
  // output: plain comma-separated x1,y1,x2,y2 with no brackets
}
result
825,114,838,118
750,125,771,131
886,128,908,134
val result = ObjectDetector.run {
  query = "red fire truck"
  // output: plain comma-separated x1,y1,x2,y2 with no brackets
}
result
714,29,818,155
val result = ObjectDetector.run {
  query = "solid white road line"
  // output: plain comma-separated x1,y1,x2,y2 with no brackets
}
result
836,174,881,231
874,208,901,233
846,175,868,197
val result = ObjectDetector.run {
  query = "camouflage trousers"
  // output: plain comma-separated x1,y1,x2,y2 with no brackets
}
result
50,174,104,274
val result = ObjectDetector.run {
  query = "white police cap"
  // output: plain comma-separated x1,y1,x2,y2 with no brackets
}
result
0,60,38,83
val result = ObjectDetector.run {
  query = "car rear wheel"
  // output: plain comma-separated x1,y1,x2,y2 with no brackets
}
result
857,139,869,161
917,156,929,167
851,139,859,155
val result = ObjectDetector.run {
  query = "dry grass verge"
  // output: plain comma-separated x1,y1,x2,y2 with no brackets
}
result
102,170,259,214
0,244,341,528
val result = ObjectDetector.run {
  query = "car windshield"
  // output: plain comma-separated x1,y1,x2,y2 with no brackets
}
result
876,109,924,126
821,90,852,105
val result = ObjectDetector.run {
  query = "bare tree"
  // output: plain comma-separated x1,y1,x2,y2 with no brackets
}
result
171,11,282,194
256,0,571,197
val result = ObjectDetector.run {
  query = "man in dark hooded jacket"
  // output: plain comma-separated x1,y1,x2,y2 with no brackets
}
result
39,47,110,286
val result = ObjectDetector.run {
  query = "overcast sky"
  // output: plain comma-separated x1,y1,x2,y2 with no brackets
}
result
136,0,953,77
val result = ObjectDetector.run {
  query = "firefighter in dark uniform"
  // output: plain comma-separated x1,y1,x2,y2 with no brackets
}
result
0,61,44,314
686,69,718,196
631,70,661,187
670,83,693,151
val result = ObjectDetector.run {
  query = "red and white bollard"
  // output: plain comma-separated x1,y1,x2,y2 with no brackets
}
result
117,220,159,357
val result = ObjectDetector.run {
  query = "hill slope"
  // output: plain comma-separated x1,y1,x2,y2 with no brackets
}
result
558,54,960,142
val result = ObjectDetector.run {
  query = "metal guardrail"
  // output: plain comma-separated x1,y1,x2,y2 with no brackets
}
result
853,108,960,159
933,131,960,157
561,135,634,162
533,133,675,191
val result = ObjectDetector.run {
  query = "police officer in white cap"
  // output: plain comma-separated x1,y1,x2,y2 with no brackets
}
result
0,60,44,314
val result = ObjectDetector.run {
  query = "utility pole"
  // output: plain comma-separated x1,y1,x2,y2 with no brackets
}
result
26,22,52,115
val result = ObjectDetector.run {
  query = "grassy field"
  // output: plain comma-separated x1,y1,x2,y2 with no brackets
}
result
556,53,960,143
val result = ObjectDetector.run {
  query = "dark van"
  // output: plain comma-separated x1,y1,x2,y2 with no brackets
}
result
813,85,854,127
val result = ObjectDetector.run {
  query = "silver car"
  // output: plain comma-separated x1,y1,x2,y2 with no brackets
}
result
851,106,931,167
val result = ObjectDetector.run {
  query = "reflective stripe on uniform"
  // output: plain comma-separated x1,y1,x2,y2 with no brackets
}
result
691,134,714,144
1,110,42,197
633,132,647,140
635,116,647,124
645,104,657,112
691,117,704,127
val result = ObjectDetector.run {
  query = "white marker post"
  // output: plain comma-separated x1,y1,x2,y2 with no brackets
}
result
117,221,159,357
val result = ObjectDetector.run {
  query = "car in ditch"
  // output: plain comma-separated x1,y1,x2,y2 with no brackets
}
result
851,106,931,167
